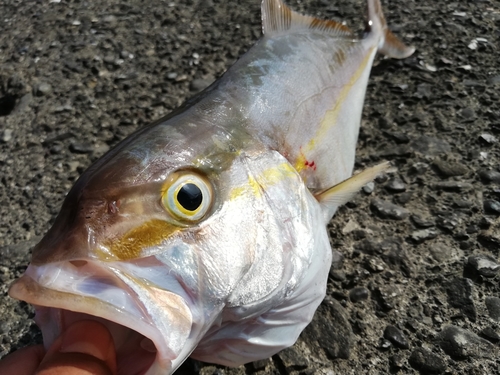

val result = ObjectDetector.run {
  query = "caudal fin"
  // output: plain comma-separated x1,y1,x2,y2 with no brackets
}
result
367,0,415,59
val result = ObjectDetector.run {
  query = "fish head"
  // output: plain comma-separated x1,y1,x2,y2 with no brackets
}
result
9,118,315,374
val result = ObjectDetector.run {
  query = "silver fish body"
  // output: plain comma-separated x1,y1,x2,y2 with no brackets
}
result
9,0,414,374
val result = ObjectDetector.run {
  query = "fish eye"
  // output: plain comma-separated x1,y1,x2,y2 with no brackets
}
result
162,172,213,222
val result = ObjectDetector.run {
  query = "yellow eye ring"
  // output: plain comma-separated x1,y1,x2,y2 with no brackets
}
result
161,172,213,222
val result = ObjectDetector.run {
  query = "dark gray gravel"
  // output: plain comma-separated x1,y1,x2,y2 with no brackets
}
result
1,0,500,374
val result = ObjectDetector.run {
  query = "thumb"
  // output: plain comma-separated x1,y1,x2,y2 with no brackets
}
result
36,320,117,375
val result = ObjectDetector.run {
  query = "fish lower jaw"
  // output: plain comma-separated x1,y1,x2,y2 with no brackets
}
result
9,273,173,375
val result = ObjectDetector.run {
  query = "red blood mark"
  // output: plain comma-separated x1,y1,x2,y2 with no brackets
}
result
304,160,317,171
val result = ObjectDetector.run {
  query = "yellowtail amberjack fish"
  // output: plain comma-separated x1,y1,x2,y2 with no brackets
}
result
9,0,414,374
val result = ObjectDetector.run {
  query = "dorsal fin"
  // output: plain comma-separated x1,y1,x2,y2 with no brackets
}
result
261,0,353,37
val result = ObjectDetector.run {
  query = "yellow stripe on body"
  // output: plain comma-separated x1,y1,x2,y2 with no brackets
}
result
230,162,297,200
294,47,376,174
100,219,180,260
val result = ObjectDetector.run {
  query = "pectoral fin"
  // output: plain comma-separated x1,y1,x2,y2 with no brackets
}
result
315,162,391,222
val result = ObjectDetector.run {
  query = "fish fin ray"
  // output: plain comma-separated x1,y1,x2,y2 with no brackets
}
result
366,0,415,58
261,0,353,38
315,162,391,218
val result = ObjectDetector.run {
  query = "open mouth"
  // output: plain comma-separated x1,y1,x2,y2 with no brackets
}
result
34,307,158,375
9,260,194,375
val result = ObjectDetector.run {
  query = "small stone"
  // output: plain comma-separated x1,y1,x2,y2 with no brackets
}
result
167,72,178,80
362,181,374,194
445,277,476,322
410,229,437,243
429,243,452,262
395,192,412,204
436,216,459,232
484,200,500,215
410,136,451,156
432,181,473,192
467,254,500,278
432,158,469,177
480,327,500,343
411,214,435,228
383,325,410,349
366,256,385,272
349,287,369,303
478,170,500,184
1,129,13,142
34,82,52,96
485,297,500,321
12,92,32,113
378,338,392,350
408,348,447,374
437,325,495,359
331,249,343,269
70,142,94,154
385,177,406,193
189,78,213,93
303,299,353,359
389,354,405,369
371,199,410,220
277,346,308,368
480,133,498,144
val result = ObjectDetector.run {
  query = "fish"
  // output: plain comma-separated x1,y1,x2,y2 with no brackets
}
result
8,0,414,374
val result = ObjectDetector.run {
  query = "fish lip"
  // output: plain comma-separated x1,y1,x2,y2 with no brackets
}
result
8,262,192,375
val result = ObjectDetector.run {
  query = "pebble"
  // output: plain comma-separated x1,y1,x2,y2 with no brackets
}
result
429,243,452,263
432,181,472,192
366,257,385,272
70,142,94,154
485,297,500,321
385,177,406,192
445,277,477,322
277,346,309,369
408,347,447,374
389,354,405,369
362,181,374,194
432,158,468,177
411,229,437,243
480,133,498,144
371,199,410,220
349,287,369,303
480,327,500,343
383,325,409,349
467,254,500,278
483,200,500,215
189,78,213,93
34,82,52,96
12,93,32,113
478,169,500,184
378,338,392,350
437,216,459,232
395,192,412,204
410,136,451,156
1,129,13,142
437,325,495,359
411,214,435,228
303,299,353,359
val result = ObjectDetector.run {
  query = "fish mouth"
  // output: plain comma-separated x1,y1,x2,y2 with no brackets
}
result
9,260,194,375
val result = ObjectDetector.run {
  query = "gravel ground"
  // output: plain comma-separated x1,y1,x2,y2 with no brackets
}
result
1,0,499,374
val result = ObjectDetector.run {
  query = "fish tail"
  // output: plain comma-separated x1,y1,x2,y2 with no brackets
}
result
366,0,415,59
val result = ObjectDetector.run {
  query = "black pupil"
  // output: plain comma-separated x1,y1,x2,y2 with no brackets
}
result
177,183,203,211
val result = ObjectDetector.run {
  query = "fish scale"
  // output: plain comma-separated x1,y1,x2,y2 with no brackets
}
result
8,0,414,374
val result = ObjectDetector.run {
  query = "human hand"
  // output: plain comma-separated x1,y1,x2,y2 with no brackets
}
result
0,320,117,375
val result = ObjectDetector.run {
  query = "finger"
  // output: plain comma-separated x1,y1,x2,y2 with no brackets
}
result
36,352,114,375
0,344,45,375
37,320,117,375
